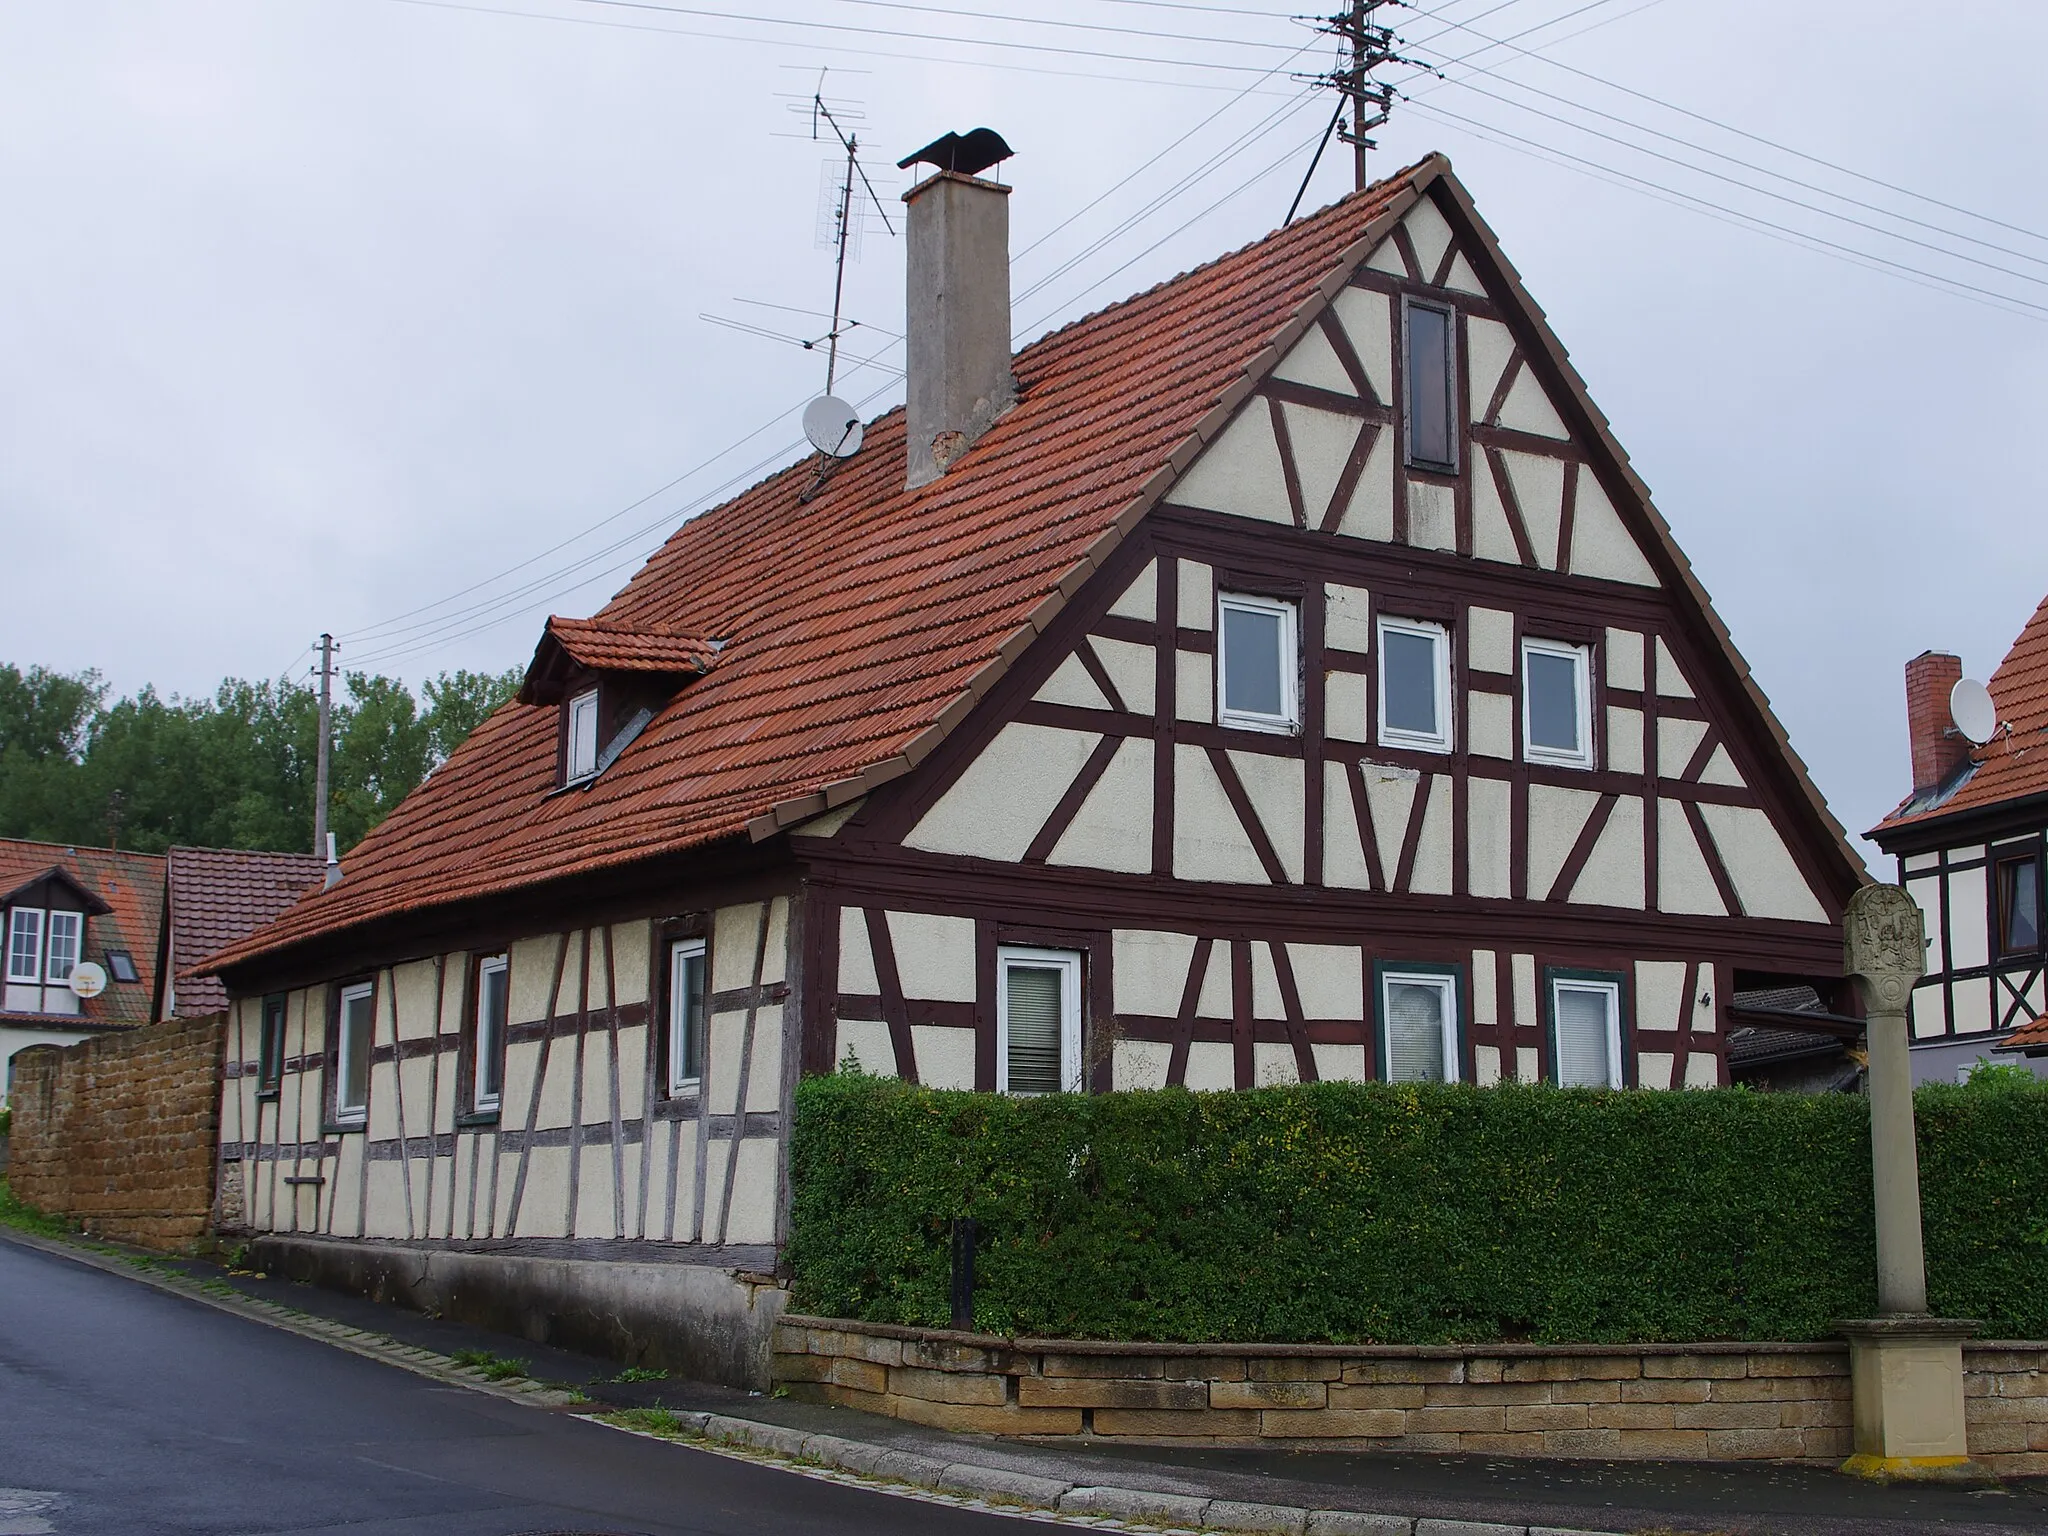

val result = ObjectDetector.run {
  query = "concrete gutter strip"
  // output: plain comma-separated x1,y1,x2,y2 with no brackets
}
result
631,1404,1632,1536
0,1228,1627,1536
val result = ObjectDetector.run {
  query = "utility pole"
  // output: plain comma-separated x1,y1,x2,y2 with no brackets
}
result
313,633,336,859
1288,1,1426,221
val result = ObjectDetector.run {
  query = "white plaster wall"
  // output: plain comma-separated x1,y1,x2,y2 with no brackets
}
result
1326,582,1373,653
1658,718,1709,781
1498,366,1570,440
1635,961,1687,1033
1655,637,1695,698
911,1025,976,1089
1947,865,1989,970
1326,674,1368,743
835,1019,896,1076
1403,197,1454,276
1287,943,1363,1019
1907,876,1945,971
1285,402,1367,527
1911,983,1944,1039
1092,638,1156,714
1683,1054,1719,1088
1254,1042,1300,1085
573,1144,616,1240
1469,692,1512,759
509,935,559,1024
1113,1039,1172,1090
1470,454,1521,567
1517,1046,1540,1081
1035,653,1112,710
1606,628,1645,691
713,903,766,990
887,911,977,1001
1183,1041,1235,1090
1109,561,1157,622
1466,317,1515,421
1468,775,1512,899
1363,765,1421,872
1174,408,1291,523
1176,651,1212,722
1512,953,1538,1032
1607,707,1644,775
1409,775,1454,895
1231,750,1305,883
1114,929,1199,1017
1195,942,1233,1020
1471,950,1497,1028
616,1024,648,1122
1699,746,1746,789
907,721,1100,861
743,1012,783,1113
1271,322,1354,395
1502,452,1566,569
1658,800,1728,916
1526,784,1601,900
837,906,879,995
391,960,439,1040
1695,804,1829,923
1638,1052,1674,1090
1323,763,1372,890
1903,851,1939,874
1407,479,1456,552
1330,286,1393,401
1569,797,1646,910
1312,1043,1367,1082
1467,606,1515,674
612,920,651,1006
1475,1045,1502,1086
1049,737,1153,874
706,1010,752,1111
1178,559,1213,629
1174,745,1270,883
1443,251,1486,296
1569,473,1657,586
1334,426,1396,543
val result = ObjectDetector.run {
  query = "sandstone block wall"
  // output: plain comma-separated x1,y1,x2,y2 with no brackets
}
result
7,1013,225,1250
774,1316,2048,1476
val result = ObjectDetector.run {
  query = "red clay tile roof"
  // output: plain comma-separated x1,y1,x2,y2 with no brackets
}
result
531,617,719,680
205,153,1861,978
0,838,165,1027
1874,592,2048,837
1996,1014,2048,1053
166,846,324,1015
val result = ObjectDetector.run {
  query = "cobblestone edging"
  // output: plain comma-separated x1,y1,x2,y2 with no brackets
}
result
589,1409,1628,1536
0,1226,581,1409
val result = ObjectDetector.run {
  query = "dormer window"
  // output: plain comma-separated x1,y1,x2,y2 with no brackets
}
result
566,688,601,783
45,911,82,985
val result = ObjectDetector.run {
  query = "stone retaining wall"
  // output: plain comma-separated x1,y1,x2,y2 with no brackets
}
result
773,1316,2048,1477
5,1013,224,1250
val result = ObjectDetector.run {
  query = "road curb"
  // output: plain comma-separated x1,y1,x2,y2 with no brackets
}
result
585,1406,1633,1536
0,1225,581,1409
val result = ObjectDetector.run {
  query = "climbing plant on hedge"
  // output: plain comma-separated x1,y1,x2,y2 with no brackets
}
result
786,1072,2048,1345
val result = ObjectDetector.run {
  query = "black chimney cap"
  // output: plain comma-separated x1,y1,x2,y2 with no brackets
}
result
897,128,1014,179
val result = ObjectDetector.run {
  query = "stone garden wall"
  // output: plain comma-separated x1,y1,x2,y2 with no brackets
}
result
774,1316,2048,1476
6,1013,224,1250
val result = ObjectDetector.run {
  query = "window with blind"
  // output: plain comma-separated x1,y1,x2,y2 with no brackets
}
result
997,946,1082,1095
1377,968,1459,1084
1549,973,1623,1089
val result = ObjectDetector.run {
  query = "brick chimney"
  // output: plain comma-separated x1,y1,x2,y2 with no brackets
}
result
1905,650,1969,795
900,131,1016,491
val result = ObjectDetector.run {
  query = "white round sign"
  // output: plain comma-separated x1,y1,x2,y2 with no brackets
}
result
1950,677,1997,746
69,961,108,999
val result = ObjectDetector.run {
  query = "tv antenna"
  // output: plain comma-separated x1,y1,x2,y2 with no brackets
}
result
1286,0,1436,222
810,71,896,397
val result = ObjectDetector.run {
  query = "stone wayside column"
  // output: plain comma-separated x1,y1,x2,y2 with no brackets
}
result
1837,884,1979,1482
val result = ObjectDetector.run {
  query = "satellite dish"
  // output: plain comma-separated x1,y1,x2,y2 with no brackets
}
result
1951,677,1997,746
69,961,107,1000
802,395,864,459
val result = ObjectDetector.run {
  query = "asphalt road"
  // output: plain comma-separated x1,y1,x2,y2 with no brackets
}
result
0,1238,1020,1536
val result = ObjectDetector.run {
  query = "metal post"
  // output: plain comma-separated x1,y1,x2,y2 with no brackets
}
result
949,1217,977,1332
313,633,335,858
1348,0,1368,191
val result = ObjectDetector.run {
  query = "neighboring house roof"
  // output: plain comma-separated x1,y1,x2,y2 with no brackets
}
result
1873,591,2048,837
204,154,1863,979
165,846,324,1015
0,838,166,1027
1995,1013,2048,1056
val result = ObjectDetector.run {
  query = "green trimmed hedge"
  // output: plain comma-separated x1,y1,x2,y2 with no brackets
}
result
786,1074,2048,1344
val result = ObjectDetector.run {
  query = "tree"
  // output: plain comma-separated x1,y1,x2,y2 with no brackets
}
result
0,660,525,856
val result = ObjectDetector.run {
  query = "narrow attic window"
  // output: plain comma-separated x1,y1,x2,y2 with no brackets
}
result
1404,298,1457,472
566,688,600,783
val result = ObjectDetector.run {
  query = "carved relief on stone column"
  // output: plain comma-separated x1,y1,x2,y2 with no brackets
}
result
1843,884,1926,1011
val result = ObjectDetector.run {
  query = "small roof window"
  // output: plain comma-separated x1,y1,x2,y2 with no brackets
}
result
106,949,140,984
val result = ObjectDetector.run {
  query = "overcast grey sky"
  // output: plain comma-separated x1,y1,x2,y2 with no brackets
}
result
2,0,2043,866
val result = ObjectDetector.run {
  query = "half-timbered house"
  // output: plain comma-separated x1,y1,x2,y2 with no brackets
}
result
1870,604,2048,1082
199,148,1865,1383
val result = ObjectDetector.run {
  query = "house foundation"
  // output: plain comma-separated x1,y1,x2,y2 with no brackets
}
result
251,1235,787,1389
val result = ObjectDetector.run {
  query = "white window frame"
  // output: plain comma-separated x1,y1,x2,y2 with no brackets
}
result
1549,976,1623,1089
1521,638,1595,770
7,908,44,983
44,909,82,985
473,954,509,1114
1215,592,1300,734
667,937,708,1096
566,687,601,783
334,981,375,1126
1378,969,1461,1084
995,945,1083,1096
1376,616,1453,754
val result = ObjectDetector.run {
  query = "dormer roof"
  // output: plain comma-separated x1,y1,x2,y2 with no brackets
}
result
519,616,720,706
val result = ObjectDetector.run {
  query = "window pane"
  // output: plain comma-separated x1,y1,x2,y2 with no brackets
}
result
1407,304,1452,465
340,990,373,1114
1222,604,1286,719
1555,986,1612,1087
107,949,138,983
672,947,706,1084
8,910,43,982
1005,964,1065,1094
1526,650,1581,754
1382,630,1440,737
568,692,599,779
45,912,81,983
1385,981,1446,1082
2004,859,2041,952
478,962,509,1103
261,998,286,1086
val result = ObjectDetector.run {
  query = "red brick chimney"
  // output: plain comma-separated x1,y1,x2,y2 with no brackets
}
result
1905,650,1969,794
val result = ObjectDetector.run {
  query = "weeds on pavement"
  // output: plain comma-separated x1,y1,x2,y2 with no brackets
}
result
450,1348,529,1381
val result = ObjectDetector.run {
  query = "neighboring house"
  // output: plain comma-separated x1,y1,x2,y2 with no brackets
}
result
0,837,322,1103
1,839,165,1100
1870,597,2048,1082
200,149,1864,1375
